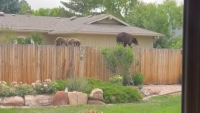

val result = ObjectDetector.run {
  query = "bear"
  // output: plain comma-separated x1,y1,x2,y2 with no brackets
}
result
116,32,139,48
67,38,81,47
55,37,68,46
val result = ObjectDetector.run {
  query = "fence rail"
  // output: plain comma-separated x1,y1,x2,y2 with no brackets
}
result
0,44,182,84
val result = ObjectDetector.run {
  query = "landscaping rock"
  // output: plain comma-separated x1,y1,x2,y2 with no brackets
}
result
148,89,161,95
0,97,4,105
89,88,104,101
68,91,88,106
51,91,69,106
141,88,161,96
25,95,53,106
87,99,106,105
3,96,24,106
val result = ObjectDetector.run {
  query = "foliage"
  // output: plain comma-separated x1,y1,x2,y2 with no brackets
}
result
65,77,90,92
55,79,68,91
61,0,103,16
169,36,182,49
101,0,138,20
32,79,58,94
125,0,183,48
0,27,18,44
0,0,21,14
0,79,58,97
0,81,15,97
109,75,123,86
101,44,139,85
12,82,36,97
86,78,142,104
19,0,31,14
17,33,44,44
32,7,76,17
132,72,145,86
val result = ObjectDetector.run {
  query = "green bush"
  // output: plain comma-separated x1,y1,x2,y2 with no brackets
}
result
65,77,90,93
0,81,15,97
17,33,44,44
14,83,36,97
101,44,140,86
132,72,145,86
109,75,123,86
86,78,142,104
32,79,58,94
55,79,68,91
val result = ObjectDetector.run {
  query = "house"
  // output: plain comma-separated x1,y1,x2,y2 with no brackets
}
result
0,12,164,48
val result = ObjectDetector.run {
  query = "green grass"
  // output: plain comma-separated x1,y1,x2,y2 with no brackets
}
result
0,95,181,113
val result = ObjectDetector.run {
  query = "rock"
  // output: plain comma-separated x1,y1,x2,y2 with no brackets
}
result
87,99,106,105
148,89,161,95
68,91,88,106
141,88,161,96
0,97,3,105
3,96,24,106
89,88,104,101
51,91,69,106
25,95,53,106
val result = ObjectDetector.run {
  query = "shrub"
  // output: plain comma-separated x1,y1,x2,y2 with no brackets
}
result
101,44,140,86
65,77,90,93
12,82,36,97
0,81,15,97
109,75,123,86
132,72,145,86
86,78,142,104
32,79,58,94
55,79,68,91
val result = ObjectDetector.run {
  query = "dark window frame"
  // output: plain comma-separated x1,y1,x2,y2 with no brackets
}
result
182,0,200,113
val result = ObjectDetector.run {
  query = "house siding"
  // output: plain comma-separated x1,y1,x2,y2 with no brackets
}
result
0,31,154,48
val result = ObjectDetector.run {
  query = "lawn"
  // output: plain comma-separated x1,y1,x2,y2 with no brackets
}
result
0,94,181,113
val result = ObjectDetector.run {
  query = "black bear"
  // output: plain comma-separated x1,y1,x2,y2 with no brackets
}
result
116,32,139,48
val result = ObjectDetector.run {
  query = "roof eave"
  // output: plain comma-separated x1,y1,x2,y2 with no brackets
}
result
48,31,164,37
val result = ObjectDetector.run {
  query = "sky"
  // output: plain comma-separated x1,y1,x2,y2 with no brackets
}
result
26,0,183,10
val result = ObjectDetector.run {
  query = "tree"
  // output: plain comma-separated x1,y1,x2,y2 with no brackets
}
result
169,36,182,49
19,0,31,14
61,0,103,16
101,0,138,20
32,7,76,17
125,0,183,48
0,0,20,14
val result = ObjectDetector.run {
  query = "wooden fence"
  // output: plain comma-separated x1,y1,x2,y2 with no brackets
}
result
0,44,182,84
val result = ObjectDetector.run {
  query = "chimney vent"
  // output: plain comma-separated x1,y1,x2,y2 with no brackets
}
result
0,12,5,16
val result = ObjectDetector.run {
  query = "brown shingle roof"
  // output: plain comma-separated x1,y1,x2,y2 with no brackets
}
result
0,13,164,36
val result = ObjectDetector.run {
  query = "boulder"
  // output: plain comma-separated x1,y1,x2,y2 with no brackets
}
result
89,88,104,101
148,89,161,95
68,91,88,106
51,91,69,106
3,96,24,106
0,97,3,105
87,99,106,105
25,94,53,106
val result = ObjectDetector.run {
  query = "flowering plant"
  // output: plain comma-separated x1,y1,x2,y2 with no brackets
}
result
32,79,58,94
109,75,123,86
12,82,36,97
0,81,15,97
